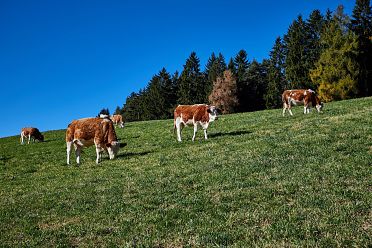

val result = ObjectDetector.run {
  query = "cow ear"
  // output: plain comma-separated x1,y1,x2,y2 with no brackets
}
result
207,108,212,113
106,143,112,147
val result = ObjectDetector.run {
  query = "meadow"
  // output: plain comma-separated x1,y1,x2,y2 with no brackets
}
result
0,97,371,247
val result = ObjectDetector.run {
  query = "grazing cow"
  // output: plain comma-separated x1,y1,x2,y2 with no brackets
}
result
174,104,219,142
20,127,44,144
282,89,323,116
66,117,123,164
111,114,125,128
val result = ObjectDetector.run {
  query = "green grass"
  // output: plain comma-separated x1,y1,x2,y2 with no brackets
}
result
1,97,371,247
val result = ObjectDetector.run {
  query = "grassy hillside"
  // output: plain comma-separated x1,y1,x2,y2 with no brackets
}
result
1,97,371,247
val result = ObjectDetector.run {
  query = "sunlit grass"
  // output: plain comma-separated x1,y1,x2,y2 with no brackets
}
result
0,97,371,247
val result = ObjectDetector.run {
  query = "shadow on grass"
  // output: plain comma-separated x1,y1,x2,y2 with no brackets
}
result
116,150,153,158
209,130,252,138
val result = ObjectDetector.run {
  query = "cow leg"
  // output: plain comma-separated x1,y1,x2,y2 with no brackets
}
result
20,132,24,144
75,145,82,164
28,134,31,144
95,146,102,164
288,105,293,116
204,129,208,140
176,118,182,142
282,103,287,116
66,141,73,165
192,123,198,142
304,106,307,114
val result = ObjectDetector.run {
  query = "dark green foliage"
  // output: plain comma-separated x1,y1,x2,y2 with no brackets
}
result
265,37,288,109
205,53,227,101
177,52,207,104
233,50,250,112
114,106,122,115
244,60,269,111
97,108,110,117
310,6,360,101
350,0,372,96
284,15,313,89
306,10,325,71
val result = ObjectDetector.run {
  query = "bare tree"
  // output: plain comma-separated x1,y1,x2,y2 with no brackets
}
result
208,70,238,114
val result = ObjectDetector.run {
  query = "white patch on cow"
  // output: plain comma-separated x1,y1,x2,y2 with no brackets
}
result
288,97,303,106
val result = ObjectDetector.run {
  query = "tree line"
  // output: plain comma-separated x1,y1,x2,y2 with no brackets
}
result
111,1,371,122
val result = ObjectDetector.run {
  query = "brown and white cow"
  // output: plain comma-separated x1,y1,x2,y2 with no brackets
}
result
66,117,123,164
174,104,219,142
111,114,124,128
20,127,44,144
282,89,323,116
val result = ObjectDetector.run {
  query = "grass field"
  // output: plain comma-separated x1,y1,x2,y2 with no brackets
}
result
0,97,371,247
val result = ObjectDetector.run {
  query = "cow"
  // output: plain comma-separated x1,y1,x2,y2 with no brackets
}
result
111,114,125,128
282,89,323,116
66,117,123,165
20,127,44,144
174,104,219,142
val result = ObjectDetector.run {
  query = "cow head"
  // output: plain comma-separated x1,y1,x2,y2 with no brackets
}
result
38,134,44,142
207,105,219,121
106,141,120,159
316,102,324,112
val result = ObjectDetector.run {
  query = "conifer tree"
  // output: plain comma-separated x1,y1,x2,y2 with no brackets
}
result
306,10,325,72
227,58,236,74
233,50,250,112
350,0,372,96
310,5,360,101
205,52,227,100
114,106,122,115
245,60,269,111
265,37,288,108
284,15,312,89
159,68,177,118
177,52,206,104
208,70,238,114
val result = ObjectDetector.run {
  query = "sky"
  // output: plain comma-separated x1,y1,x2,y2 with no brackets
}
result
0,0,355,138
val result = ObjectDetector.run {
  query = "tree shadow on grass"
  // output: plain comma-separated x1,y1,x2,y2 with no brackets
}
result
208,130,252,138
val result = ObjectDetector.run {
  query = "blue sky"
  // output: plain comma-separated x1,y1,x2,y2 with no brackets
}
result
0,0,355,138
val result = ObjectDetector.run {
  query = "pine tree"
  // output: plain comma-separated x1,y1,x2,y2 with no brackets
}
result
114,106,122,115
159,68,177,118
177,52,206,104
98,108,110,117
306,10,325,73
205,52,227,100
227,58,236,74
245,60,269,111
284,15,312,89
265,37,287,108
208,70,238,114
233,50,250,112
310,5,360,101
350,0,372,96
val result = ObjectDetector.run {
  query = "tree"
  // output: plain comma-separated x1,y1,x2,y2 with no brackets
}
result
205,52,227,99
159,68,177,118
114,106,122,115
310,5,360,101
284,15,313,89
233,50,250,112
245,60,269,111
177,52,207,104
265,37,288,108
98,108,110,117
306,10,326,72
208,70,238,114
350,0,372,96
